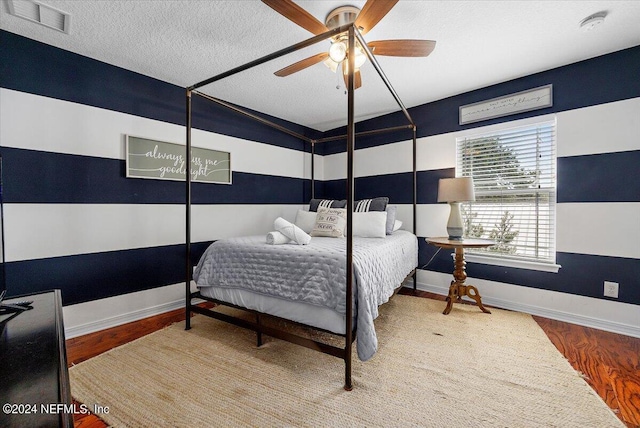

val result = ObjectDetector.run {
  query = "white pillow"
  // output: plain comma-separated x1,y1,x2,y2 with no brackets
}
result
294,209,317,234
353,211,387,238
311,207,347,237
392,219,403,232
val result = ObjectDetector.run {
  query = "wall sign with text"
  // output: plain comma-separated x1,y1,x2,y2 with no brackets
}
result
459,84,553,125
126,135,231,184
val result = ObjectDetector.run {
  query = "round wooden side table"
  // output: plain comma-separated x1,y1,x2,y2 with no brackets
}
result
425,237,496,315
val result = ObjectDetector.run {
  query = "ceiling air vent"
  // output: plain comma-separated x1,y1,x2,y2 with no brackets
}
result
7,0,71,34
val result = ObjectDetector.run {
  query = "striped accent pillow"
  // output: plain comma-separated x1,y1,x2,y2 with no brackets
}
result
354,197,389,212
318,199,334,210
309,199,347,212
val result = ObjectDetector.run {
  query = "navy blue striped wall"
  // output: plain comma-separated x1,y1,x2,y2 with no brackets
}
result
2,29,639,307
318,45,640,155
316,45,640,307
418,241,639,303
0,31,321,150
323,164,640,305
1,147,310,205
319,169,452,205
1,31,315,305
558,151,640,203
7,242,212,304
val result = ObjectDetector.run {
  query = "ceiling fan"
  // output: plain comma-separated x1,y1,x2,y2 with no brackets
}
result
262,0,436,89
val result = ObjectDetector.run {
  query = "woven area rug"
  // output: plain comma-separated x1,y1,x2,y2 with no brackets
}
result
70,295,623,427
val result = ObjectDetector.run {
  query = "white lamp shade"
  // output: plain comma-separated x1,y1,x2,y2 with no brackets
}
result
437,177,475,203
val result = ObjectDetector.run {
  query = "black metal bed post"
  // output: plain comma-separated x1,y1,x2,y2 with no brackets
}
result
311,141,315,199
344,24,356,392
185,88,193,330
413,125,418,291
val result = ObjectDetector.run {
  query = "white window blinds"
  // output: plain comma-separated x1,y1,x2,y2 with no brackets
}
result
456,120,557,265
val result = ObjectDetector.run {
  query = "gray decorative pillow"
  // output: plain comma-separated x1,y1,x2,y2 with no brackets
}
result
385,205,397,235
309,198,347,212
354,197,389,212
294,209,317,234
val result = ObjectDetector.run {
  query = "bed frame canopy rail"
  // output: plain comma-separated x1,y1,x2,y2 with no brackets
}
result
185,23,418,391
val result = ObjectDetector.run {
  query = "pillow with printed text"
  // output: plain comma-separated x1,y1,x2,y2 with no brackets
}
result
310,207,347,237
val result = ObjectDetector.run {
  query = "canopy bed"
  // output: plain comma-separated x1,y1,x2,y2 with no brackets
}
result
184,21,418,391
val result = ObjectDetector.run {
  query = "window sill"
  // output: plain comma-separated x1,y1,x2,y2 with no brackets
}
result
463,253,561,273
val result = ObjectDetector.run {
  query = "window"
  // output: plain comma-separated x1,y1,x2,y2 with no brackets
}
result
456,120,558,271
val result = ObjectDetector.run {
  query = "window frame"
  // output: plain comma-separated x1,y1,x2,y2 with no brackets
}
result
456,116,561,273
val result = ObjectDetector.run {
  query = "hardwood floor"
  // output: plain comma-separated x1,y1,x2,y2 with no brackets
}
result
68,293,640,428
534,316,640,427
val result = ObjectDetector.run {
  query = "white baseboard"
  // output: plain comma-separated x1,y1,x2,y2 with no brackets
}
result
63,283,202,339
411,280,640,339
65,299,183,339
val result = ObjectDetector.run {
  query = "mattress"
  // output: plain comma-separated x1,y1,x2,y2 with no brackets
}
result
194,230,418,361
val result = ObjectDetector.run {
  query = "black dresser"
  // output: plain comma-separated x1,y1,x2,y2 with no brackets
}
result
0,290,73,428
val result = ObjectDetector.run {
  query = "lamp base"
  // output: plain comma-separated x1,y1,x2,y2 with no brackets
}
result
446,202,464,241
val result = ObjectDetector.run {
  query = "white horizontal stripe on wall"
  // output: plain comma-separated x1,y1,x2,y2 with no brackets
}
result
191,129,310,179
322,141,412,181
354,141,413,178
1,89,162,159
391,204,415,234
0,88,311,179
191,204,302,243
322,136,456,181
556,97,640,157
234,97,640,182
417,134,457,172
556,202,640,258
5,204,183,261
322,115,565,181
415,204,449,238
4,203,302,262
311,153,325,181
322,151,346,181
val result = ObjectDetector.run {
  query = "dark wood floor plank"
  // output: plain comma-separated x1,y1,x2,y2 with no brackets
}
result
67,293,639,427
608,366,640,426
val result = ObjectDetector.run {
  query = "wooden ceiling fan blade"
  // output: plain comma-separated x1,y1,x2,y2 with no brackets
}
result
355,0,399,35
355,69,362,89
274,52,329,77
262,0,329,35
368,39,436,57
342,68,362,90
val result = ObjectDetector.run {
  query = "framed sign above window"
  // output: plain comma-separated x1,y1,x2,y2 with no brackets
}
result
125,135,231,184
459,84,553,125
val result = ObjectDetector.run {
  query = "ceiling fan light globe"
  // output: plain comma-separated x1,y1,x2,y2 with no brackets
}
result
329,41,347,63
354,47,367,68
323,57,339,73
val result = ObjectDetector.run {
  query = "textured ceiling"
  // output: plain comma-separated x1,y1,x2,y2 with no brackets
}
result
2,0,640,131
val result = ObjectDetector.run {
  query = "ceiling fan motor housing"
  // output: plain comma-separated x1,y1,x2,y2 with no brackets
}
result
325,6,360,30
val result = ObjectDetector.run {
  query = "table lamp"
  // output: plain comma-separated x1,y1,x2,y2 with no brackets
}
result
437,177,475,240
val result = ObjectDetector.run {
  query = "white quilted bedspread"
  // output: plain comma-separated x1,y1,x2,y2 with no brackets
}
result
193,230,418,361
